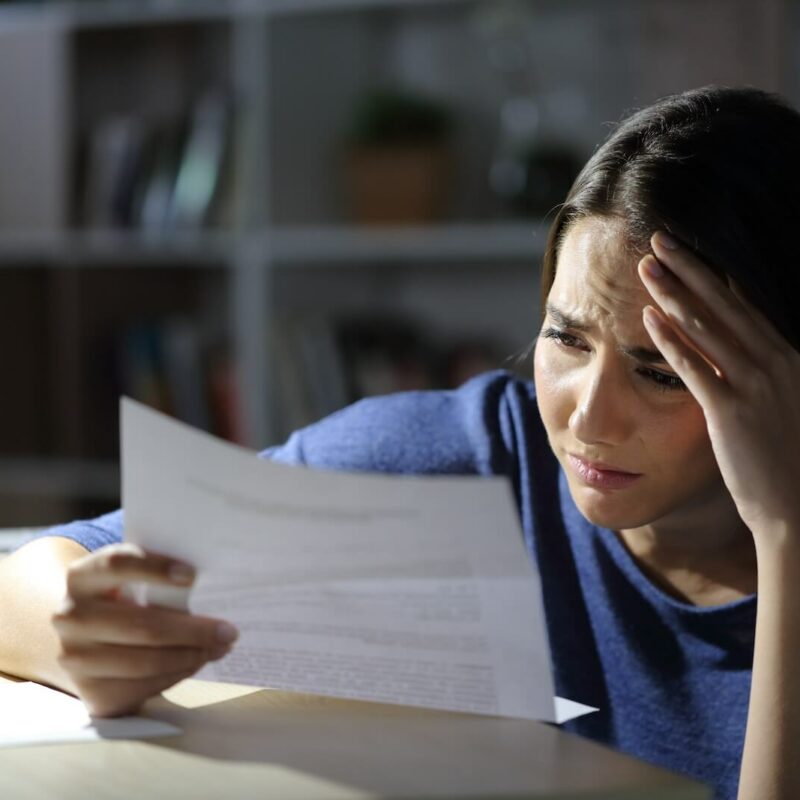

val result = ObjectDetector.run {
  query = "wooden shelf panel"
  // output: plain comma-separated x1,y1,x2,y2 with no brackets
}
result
0,229,236,266
0,222,547,266
269,222,547,264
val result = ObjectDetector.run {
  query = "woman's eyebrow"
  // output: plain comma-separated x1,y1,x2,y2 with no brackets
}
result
621,345,669,366
545,302,669,366
545,303,592,331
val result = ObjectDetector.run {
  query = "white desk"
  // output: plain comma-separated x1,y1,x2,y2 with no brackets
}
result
0,675,711,799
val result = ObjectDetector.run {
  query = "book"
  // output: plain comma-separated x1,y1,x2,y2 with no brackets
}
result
160,316,211,431
295,314,350,419
81,115,147,228
137,121,186,233
116,323,170,414
166,92,232,230
334,313,434,398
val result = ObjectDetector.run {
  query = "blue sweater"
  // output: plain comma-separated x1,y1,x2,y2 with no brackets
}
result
36,370,755,800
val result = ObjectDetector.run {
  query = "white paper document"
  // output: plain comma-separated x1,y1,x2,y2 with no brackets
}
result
0,681,180,748
122,399,597,724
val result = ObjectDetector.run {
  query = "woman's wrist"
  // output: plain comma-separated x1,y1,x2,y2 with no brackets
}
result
752,520,800,583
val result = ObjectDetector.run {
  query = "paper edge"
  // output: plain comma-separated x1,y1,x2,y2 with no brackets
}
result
553,695,600,724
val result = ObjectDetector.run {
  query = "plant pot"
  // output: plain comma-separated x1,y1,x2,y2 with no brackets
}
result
345,144,452,225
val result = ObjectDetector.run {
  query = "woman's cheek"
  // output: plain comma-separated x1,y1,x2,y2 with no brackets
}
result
638,394,709,454
534,341,570,427
650,403,715,472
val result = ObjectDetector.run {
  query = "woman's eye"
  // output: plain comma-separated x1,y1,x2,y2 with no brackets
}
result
540,327,584,349
638,368,687,392
540,326,687,392
539,328,686,391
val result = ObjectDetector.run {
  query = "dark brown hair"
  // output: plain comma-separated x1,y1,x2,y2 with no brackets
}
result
539,85,800,351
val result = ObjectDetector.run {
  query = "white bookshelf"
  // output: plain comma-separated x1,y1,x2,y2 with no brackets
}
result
0,222,546,266
0,0,468,31
0,0,790,523
269,222,547,264
0,229,235,266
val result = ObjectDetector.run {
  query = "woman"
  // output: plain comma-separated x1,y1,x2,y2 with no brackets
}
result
1,85,798,800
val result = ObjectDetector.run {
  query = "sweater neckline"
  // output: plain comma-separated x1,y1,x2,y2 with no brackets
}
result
594,523,757,616
558,468,758,618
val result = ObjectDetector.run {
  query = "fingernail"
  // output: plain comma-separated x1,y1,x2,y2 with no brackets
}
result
655,231,680,250
216,622,239,644
643,306,664,328
169,563,195,585
643,256,664,278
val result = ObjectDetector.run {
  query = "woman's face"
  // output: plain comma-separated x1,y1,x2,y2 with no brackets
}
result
534,215,726,532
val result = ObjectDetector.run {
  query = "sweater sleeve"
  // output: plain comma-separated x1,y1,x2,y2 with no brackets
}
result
19,369,518,553
260,368,516,477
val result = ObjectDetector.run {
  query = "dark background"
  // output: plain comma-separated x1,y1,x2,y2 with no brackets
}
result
0,0,793,527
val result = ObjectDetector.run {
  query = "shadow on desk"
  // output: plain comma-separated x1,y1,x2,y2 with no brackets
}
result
136,682,709,799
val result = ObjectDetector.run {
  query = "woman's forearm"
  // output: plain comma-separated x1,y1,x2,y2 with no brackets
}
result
0,536,87,692
738,528,800,800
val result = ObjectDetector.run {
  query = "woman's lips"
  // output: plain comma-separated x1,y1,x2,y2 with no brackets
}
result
566,454,642,490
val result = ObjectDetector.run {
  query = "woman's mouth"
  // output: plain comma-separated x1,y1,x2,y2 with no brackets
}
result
566,454,643,490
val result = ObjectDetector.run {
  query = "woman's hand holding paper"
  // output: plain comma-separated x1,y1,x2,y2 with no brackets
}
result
52,542,238,717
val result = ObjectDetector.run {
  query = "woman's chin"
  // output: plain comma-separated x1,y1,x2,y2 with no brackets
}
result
568,480,660,531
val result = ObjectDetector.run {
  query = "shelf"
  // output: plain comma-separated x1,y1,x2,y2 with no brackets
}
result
0,0,558,470
0,0,467,32
0,222,547,267
0,229,237,266
0,1,247,30
0,458,119,500
265,0,465,17
268,221,548,265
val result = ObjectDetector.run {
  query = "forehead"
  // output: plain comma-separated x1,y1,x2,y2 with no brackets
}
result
550,216,651,325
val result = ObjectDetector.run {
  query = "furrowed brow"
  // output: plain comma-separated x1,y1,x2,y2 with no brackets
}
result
544,303,591,332
619,345,669,366
544,302,670,367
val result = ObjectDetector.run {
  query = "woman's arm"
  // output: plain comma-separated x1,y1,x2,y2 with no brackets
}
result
0,537,238,716
638,232,800,799
737,530,800,800
0,370,514,713
0,536,87,691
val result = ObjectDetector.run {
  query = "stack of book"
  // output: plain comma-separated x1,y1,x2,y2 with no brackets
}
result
78,92,233,232
114,311,510,443
115,317,241,443
272,311,509,435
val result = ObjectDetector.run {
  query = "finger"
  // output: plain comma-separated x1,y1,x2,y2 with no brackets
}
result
53,598,239,650
650,232,778,361
638,255,746,384
66,543,196,600
60,641,231,680
80,667,200,718
642,305,731,406
58,642,230,680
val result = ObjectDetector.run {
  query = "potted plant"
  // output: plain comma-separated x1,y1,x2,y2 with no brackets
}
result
344,87,455,225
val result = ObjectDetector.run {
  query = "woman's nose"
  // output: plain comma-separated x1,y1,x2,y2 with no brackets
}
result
568,366,633,447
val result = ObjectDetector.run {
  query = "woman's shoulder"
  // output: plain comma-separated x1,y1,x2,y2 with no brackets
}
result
261,369,540,477
21,372,543,554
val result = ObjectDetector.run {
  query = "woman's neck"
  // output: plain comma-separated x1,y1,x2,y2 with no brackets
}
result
616,497,758,607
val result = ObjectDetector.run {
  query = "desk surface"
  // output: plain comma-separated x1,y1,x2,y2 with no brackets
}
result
0,676,711,800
